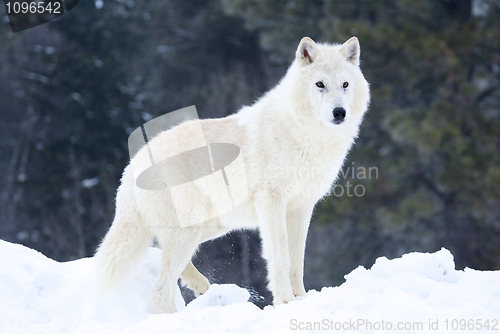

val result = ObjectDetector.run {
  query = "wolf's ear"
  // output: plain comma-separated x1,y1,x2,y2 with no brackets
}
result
340,37,360,66
296,37,318,65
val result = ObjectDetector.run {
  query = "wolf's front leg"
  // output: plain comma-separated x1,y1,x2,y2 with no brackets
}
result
256,195,295,305
286,203,315,297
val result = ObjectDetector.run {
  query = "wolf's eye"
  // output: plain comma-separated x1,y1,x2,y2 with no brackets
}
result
316,81,325,88
343,82,349,88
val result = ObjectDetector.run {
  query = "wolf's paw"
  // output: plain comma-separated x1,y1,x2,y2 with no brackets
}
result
190,278,210,297
152,292,178,314
291,283,306,297
273,292,297,305
293,290,306,298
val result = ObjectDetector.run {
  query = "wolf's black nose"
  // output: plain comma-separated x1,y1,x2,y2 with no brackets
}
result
333,107,346,124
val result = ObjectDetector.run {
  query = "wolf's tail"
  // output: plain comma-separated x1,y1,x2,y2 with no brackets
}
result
94,170,151,291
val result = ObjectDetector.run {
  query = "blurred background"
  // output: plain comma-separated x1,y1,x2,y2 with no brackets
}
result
1,0,499,307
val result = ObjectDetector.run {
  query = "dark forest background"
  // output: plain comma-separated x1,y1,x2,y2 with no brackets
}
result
1,0,499,307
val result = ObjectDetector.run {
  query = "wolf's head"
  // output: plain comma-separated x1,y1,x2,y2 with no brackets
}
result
288,37,370,130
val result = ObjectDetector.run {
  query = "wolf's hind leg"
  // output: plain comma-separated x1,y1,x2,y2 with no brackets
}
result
152,232,199,313
180,260,210,296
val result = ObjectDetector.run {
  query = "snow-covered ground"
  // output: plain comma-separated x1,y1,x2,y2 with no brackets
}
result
0,239,499,334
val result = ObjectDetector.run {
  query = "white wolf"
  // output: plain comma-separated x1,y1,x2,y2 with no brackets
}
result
95,36,370,313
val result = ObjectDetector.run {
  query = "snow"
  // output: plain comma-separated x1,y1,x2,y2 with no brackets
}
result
0,239,499,334
81,177,100,188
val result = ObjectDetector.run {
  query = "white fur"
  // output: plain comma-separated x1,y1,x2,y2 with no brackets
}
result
95,36,370,313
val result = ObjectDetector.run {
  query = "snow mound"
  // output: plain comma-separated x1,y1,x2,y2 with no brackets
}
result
0,240,499,334
185,284,250,311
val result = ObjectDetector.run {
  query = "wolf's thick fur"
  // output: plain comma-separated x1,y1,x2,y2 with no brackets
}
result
95,37,370,313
